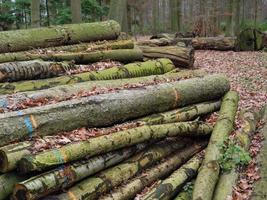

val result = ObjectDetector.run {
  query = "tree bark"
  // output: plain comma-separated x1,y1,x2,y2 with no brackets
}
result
193,91,239,200
139,153,204,200
0,172,26,200
0,58,173,94
0,20,121,53
18,121,213,173
191,37,236,50
31,0,40,28
0,39,135,64
46,139,191,200
0,60,75,82
0,75,229,146
169,0,180,32
0,100,213,173
38,48,143,64
139,46,194,68
100,142,206,200
0,141,32,173
213,109,260,200
0,69,206,111
135,100,221,125
108,0,128,32
71,0,82,23
12,144,147,200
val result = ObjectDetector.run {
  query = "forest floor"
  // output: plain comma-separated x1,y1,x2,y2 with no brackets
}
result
195,50,267,199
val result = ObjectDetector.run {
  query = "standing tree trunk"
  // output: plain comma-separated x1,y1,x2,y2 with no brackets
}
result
71,0,82,23
31,0,40,28
225,0,233,36
108,0,128,32
152,0,160,34
169,0,180,32
233,0,241,35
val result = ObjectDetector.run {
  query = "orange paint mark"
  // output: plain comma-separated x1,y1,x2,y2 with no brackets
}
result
67,191,77,200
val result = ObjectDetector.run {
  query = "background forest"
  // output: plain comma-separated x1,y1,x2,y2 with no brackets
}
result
0,0,267,37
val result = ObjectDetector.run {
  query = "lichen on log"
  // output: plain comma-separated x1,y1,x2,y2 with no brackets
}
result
0,58,175,94
135,100,221,125
47,138,189,200
213,109,260,200
0,69,206,110
0,75,229,147
38,48,143,64
0,60,75,82
18,121,213,173
193,91,239,200
0,39,135,64
0,20,121,53
12,144,148,200
139,153,204,200
100,142,206,200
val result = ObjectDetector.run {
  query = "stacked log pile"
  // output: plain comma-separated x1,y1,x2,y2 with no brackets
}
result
139,29,266,51
0,20,262,200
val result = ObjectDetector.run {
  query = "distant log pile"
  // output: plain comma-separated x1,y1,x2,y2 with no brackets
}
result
139,29,266,51
0,20,263,200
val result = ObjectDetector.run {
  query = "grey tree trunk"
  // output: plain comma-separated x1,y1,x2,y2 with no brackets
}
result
71,0,82,23
31,0,40,28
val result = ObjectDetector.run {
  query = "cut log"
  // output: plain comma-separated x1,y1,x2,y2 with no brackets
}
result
0,172,26,200
0,39,134,64
100,142,206,200
135,100,221,125
191,37,236,51
38,48,143,64
0,101,213,173
0,20,121,53
0,141,32,173
213,109,260,200
0,69,207,110
137,38,174,47
0,75,229,146
45,138,190,200
0,60,75,82
0,58,175,94
250,105,267,200
18,121,213,173
139,46,194,68
236,28,264,51
12,144,148,200
139,153,204,200
193,91,239,200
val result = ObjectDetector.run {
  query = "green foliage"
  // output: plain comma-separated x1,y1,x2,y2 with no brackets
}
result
219,139,251,172
183,181,194,195
240,20,267,32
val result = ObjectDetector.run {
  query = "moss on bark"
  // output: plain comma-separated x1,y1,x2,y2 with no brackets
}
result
0,69,206,110
193,91,239,200
49,139,189,200
0,75,229,147
0,20,121,53
100,142,206,200
0,58,174,94
18,122,213,173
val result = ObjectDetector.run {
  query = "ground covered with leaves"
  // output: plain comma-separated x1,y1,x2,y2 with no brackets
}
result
195,50,267,200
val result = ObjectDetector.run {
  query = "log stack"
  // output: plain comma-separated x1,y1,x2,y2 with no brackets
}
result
0,20,260,200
